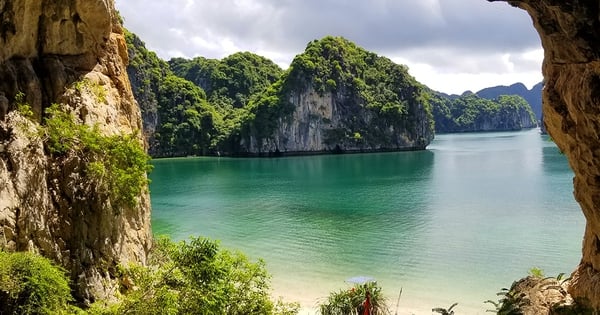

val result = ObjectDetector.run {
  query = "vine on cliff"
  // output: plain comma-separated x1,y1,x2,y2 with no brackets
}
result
41,104,152,208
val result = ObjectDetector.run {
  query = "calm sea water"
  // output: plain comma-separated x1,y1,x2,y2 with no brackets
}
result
149,129,584,314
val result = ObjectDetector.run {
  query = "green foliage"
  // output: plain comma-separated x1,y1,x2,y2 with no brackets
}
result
167,52,284,153
73,79,107,104
0,240,298,315
126,30,251,156
274,298,301,315
528,267,545,278
0,251,74,315
288,36,426,119
155,74,221,156
94,236,297,315
244,36,433,149
318,282,388,315
432,302,458,315
484,286,524,315
169,52,283,109
128,31,433,156
14,91,34,119
42,104,152,207
430,92,537,133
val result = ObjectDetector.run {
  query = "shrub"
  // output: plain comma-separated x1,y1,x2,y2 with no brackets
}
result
42,104,152,208
14,91,34,119
0,251,74,315
73,79,107,104
95,236,298,315
319,281,388,315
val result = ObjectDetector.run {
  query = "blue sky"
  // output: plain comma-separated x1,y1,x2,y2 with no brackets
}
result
116,0,543,94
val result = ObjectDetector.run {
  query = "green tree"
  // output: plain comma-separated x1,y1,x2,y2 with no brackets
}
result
95,236,298,315
0,251,75,315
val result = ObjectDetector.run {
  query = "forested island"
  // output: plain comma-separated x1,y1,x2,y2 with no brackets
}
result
430,92,537,133
125,31,538,158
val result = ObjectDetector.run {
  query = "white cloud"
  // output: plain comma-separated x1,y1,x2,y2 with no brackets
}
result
114,0,543,94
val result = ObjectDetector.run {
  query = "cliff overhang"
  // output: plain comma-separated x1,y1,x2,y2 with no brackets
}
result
491,0,600,310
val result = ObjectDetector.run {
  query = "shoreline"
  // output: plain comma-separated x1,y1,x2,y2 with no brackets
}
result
272,288,491,315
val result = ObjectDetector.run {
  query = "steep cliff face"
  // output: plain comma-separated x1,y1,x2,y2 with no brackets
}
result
243,84,432,154
240,36,434,155
0,0,150,304
491,0,600,310
124,31,169,155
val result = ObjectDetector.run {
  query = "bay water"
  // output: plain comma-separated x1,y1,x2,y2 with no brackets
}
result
149,129,583,314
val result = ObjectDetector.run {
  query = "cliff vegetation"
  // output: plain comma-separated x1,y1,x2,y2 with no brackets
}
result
431,93,538,133
127,32,541,157
128,34,439,156
238,36,434,154
0,236,299,315
0,0,152,304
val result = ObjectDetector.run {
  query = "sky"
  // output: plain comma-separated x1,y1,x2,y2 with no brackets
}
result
115,0,543,95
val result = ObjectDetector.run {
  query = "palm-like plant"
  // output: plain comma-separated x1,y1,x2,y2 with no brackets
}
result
432,302,458,315
319,281,389,315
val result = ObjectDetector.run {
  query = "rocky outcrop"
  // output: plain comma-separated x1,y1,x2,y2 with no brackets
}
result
124,31,168,156
491,0,600,310
492,276,594,315
242,84,432,155
0,0,150,304
240,36,434,156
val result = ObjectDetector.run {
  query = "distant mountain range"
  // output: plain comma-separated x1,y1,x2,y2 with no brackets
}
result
436,82,543,120
476,82,543,120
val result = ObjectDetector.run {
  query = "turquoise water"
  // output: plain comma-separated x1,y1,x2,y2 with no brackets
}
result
149,129,583,314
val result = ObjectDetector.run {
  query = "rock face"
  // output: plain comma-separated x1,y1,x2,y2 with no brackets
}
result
124,31,168,156
242,84,433,155
492,0,600,310
0,0,150,304
239,37,434,156
495,276,572,315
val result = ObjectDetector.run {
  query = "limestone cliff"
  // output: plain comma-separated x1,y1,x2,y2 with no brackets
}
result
124,30,169,156
0,0,150,304
491,0,600,310
242,84,432,155
239,36,434,156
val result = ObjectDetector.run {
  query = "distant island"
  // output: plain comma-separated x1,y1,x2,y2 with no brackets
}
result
126,31,539,157
430,92,537,133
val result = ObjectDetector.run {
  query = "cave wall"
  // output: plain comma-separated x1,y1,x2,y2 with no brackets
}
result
491,0,600,309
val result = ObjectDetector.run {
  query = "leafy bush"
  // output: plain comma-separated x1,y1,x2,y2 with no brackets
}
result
14,91,34,119
42,104,152,207
0,251,75,315
94,236,298,315
528,267,545,278
73,79,107,104
319,281,388,315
